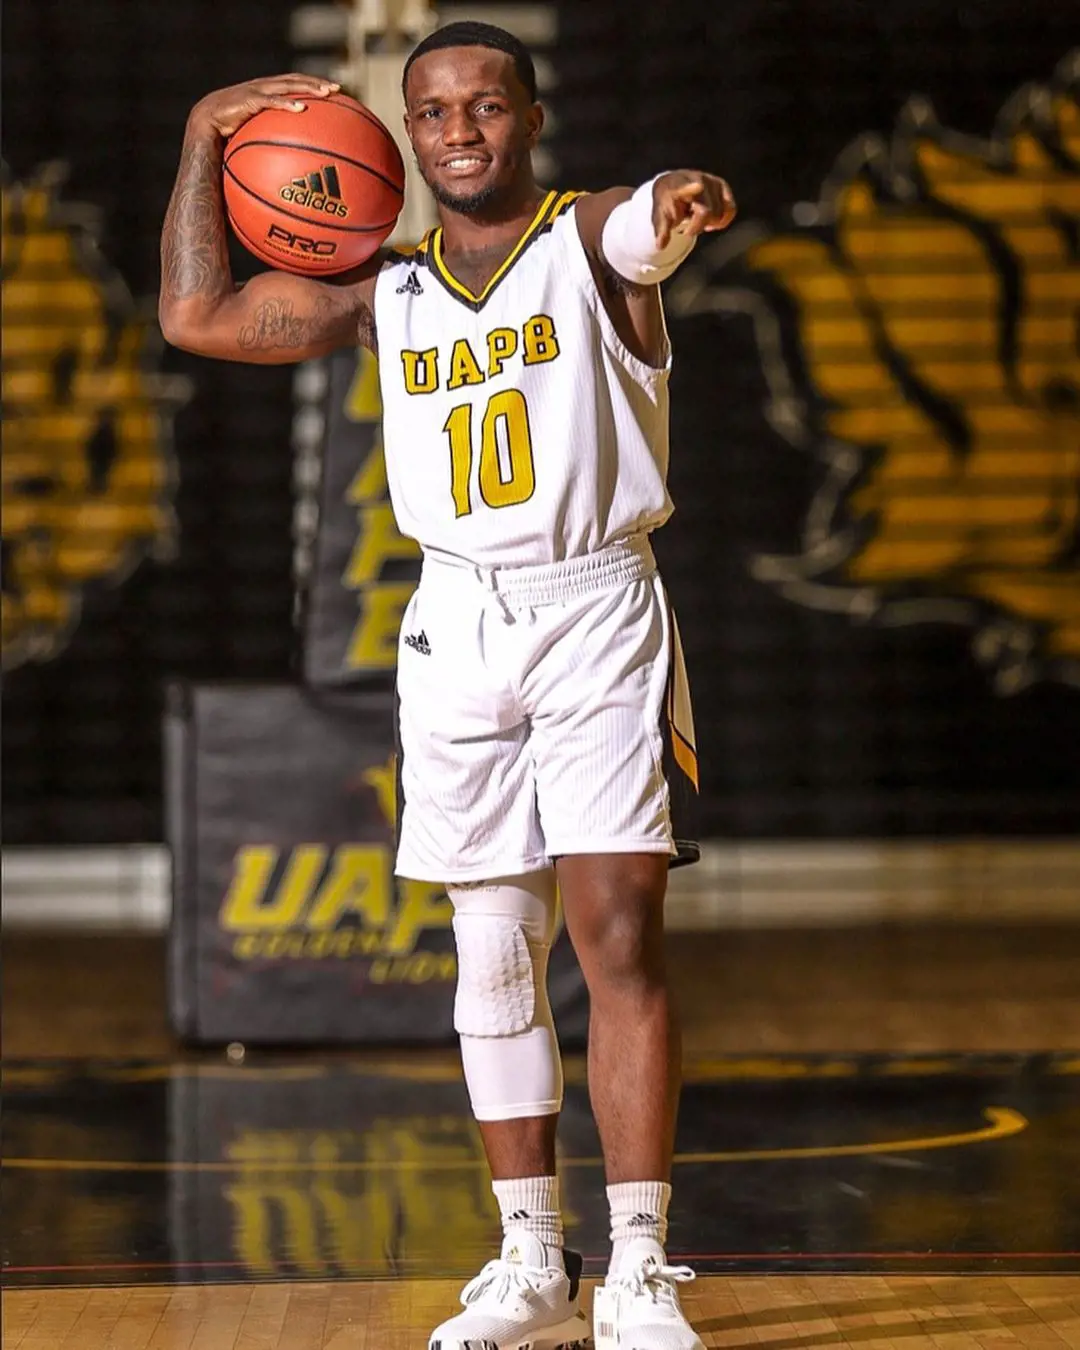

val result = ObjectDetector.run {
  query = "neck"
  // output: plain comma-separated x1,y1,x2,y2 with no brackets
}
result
437,177,545,254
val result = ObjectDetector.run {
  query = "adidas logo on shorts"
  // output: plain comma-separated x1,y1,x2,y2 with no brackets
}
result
404,630,431,655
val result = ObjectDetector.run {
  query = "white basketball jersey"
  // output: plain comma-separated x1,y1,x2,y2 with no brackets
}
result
373,190,673,567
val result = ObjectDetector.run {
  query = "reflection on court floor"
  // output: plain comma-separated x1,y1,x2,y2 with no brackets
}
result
3,1054,1079,1286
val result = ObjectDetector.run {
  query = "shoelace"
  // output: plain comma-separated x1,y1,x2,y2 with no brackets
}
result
618,1257,696,1306
460,1258,552,1308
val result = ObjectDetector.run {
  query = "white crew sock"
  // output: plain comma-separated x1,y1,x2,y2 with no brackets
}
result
492,1175,565,1270
607,1180,672,1274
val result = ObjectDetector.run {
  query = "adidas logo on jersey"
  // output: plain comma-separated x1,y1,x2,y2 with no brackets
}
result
396,270,423,295
404,630,431,655
279,166,349,218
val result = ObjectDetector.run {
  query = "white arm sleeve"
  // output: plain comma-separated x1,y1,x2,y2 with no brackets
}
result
600,175,696,285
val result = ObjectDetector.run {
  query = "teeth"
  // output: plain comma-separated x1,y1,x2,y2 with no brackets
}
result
446,158,483,168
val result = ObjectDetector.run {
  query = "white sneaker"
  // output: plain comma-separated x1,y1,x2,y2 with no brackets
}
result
592,1238,702,1350
429,1229,592,1350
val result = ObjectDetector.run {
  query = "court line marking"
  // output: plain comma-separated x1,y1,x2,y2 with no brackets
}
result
4,1054,1077,1087
1,1106,1026,1173
4,1249,1078,1277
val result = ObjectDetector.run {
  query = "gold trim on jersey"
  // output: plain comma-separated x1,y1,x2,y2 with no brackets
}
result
428,190,581,310
390,232,434,262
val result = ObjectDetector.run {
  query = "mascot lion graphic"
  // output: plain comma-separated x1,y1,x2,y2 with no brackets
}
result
1,164,186,671
672,53,1078,693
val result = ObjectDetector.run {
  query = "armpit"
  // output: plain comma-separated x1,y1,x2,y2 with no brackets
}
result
599,259,647,300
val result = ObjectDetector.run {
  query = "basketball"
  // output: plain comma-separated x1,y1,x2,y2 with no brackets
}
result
223,93,405,276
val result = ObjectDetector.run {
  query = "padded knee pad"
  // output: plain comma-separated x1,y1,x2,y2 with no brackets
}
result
449,871,556,1038
449,872,563,1121
452,911,537,1037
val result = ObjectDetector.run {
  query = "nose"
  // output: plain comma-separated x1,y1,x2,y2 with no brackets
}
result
441,108,483,147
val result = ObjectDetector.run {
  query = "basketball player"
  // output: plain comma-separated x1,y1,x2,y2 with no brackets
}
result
160,22,734,1350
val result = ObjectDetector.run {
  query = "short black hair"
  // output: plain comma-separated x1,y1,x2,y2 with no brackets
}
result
402,20,537,103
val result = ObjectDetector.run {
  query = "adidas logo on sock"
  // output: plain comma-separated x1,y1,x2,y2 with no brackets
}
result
626,1212,660,1228
404,630,431,655
507,1210,532,1222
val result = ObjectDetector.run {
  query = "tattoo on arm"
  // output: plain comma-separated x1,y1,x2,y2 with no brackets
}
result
237,294,367,352
161,133,231,302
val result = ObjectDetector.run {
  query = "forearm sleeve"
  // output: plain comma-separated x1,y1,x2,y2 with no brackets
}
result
599,175,695,285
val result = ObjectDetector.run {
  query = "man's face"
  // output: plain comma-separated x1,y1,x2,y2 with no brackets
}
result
404,45,542,215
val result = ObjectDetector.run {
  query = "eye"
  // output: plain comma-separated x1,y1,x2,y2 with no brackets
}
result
420,107,442,120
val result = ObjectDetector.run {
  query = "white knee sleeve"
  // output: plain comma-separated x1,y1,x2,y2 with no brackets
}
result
449,871,564,1122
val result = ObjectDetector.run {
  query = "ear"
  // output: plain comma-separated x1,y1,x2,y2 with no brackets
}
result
524,100,545,149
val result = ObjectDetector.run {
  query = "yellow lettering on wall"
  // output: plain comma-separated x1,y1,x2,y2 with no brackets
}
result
447,338,485,390
401,348,439,395
522,314,559,365
486,327,518,377
305,846,391,930
219,846,327,931
345,349,382,421
345,583,416,669
387,881,454,956
344,504,421,586
363,755,398,827
346,441,388,504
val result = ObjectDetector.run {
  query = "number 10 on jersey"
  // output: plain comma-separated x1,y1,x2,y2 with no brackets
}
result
443,390,536,517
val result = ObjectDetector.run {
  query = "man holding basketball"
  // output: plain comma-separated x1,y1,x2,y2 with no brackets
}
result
161,21,734,1350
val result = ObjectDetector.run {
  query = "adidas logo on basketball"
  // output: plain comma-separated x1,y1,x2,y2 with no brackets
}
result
404,630,431,655
279,165,349,218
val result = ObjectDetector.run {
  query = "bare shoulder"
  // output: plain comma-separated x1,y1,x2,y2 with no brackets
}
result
324,246,398,309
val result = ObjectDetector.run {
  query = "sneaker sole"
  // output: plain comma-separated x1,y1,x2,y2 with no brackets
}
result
430,1312,593,1350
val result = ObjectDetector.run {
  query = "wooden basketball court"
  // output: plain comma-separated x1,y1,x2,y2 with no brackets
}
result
3,927,1079,1348
5,1274,1080,1348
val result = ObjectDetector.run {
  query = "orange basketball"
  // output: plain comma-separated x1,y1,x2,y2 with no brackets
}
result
223,93,405,276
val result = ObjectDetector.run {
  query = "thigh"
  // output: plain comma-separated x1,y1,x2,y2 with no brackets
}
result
555,852,670,983
524,574,678,860
394,581,547,882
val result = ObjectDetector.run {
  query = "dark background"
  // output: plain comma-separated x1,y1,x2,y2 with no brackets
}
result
3,0,1078,844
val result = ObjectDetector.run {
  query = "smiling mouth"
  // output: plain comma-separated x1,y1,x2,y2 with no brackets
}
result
440,156,490,174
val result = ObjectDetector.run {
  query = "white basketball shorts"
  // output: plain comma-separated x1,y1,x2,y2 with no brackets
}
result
393,535,699,883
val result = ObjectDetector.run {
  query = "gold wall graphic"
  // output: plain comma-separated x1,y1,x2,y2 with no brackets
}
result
1,164,187,671
672,52,1079,695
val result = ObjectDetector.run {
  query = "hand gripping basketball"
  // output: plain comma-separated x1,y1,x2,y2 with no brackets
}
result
195,75,406,276
190,74,341,140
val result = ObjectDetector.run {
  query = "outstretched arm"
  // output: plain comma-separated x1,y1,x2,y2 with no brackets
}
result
575,171,736,366
159,75,378,363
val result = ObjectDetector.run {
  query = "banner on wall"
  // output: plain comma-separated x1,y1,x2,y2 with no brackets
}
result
1,163,187,672
165,681,589,1045
301,349,421,687
670,52,1080,696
